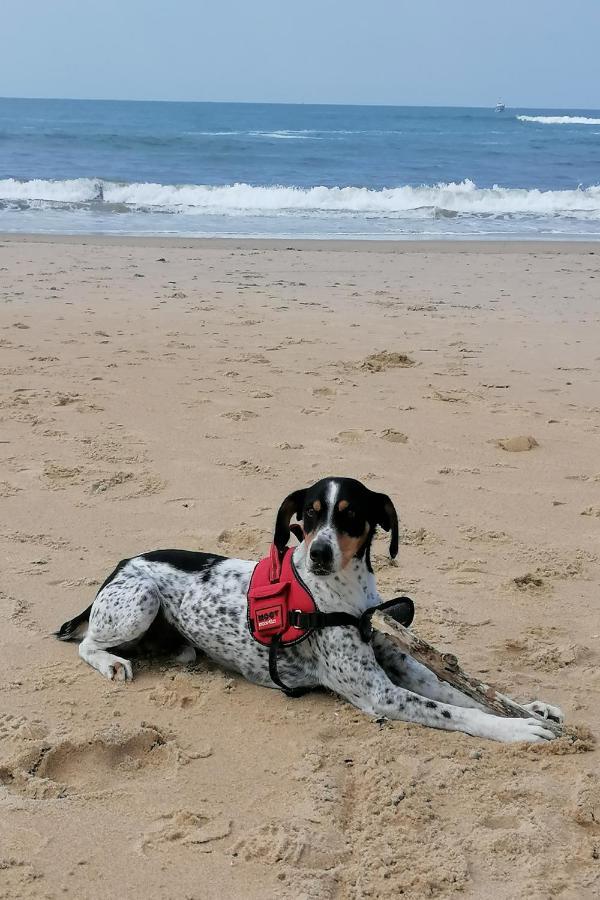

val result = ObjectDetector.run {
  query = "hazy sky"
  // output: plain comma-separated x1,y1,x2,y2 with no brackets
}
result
2,0,599,108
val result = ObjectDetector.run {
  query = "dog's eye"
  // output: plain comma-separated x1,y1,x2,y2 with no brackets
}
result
345,509,356,519
304,509,315,521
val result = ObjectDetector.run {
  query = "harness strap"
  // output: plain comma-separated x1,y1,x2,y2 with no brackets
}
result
271,595,415,697
290,597,413,641
268,635,312,698
288,609,362,632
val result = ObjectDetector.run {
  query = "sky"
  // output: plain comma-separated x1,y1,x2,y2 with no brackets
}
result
1,0,599,109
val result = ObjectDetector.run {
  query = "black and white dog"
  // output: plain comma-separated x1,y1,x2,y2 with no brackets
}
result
58,477,562,743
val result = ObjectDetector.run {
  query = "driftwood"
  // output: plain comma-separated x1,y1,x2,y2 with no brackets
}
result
371,611,563,737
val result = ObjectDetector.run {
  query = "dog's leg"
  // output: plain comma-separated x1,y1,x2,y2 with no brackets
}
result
373,635,564,724
372,634,487,711
317,631,557,743
79,580,160,682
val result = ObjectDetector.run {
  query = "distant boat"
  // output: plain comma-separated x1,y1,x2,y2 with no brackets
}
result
495,100,506,112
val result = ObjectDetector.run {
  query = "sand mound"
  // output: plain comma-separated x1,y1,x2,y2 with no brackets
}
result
358,350,416,372
496,435,539,452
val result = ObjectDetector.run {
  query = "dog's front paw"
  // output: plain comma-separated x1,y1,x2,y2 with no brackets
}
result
523,700,564,725
471,710,559,743
496,716,558,744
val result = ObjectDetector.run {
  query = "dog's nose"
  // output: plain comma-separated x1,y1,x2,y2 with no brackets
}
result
309,540,333,569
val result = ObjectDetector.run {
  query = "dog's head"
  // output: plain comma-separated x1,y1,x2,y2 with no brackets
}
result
273,477,398,576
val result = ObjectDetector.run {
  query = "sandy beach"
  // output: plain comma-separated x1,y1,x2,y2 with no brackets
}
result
1,234,599,899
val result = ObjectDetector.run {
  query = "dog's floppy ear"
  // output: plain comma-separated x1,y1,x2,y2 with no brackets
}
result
273,488,307,552
371,492,399,559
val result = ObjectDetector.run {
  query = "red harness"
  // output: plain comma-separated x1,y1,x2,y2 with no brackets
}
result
247,543,415,696
247,544,315,647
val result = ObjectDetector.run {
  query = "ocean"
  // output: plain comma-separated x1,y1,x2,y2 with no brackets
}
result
1,98,600,239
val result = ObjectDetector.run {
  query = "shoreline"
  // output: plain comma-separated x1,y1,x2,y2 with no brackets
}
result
1,231,599,253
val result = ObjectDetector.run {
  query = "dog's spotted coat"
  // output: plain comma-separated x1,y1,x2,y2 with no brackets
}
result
58,477,562,743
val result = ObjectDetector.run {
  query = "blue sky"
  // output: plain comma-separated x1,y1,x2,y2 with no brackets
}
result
2,0,599,108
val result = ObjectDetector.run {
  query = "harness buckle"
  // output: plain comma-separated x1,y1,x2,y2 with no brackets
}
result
289,609,305,630
289,609,321,630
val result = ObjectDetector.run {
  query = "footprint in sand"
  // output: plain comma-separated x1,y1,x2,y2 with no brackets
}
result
427,388,477,404
7,591,39,633
313,386,336,397
217,525,264,554
42,463,84,489
0,859,42,896
89,471,134,494
459,525,510,543
497,634,593,673
140,810,231,854
232,820,347,870
4,532,71,550
221,410,259,422
92,471,165,499
512,572,545,590
0,725,176,799
402,527,439,547
0,713,48,748
233,353,270,365
380,429,408,444
0,481,21,497
148,675,210,712
53,392,82,406
221,459,272,478
333,430,365,444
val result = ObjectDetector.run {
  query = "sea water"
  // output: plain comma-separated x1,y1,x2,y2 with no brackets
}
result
1,98,599,239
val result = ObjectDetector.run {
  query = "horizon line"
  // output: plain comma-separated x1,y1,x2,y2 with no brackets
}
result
1,95,599,112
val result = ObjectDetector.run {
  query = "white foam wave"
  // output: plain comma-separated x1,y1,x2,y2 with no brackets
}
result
517,114,600,125
0,177,101,203
184,129,315,139
185,128,402,138
2,177,600,219
183,130,245,136
249,130,313,139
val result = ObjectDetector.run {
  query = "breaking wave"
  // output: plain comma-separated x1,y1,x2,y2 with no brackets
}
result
1,177,600,220
184,130,315,139
517,115,600,125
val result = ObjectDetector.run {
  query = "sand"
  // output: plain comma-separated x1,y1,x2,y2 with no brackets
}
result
1,234,599,899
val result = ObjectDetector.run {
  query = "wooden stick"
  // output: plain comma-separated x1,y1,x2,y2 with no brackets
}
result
371,611,563,737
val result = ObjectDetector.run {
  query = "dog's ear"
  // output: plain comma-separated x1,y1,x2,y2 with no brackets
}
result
273,488,307,552
370,492,399,559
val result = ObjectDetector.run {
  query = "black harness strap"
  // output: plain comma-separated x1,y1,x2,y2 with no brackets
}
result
288,609,362,632
268,635,312,698
271,596,415,697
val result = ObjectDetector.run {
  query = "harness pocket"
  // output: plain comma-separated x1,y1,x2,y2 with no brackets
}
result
248,581,291,637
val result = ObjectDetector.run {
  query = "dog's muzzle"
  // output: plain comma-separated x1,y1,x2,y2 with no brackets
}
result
308,538,334,574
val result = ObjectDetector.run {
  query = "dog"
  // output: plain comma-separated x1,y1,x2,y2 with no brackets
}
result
57,476,562,743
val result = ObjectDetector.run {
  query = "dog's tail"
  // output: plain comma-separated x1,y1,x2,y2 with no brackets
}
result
55,559,130,641
55,604,92,641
